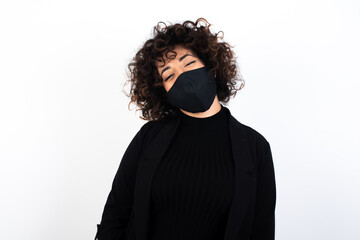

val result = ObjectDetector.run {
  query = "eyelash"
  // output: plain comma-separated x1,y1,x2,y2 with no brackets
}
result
164,60,197,81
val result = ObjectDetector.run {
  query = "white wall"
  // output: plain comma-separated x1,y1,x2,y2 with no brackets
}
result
0,0,359,239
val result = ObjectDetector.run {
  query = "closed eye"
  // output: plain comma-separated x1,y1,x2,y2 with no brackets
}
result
164,60,197,82
165,74,173,82
185,60,196,66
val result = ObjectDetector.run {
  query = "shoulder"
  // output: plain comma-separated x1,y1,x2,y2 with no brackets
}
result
136,117,170,145
226,106,270,150
233,120,274,173
234,119,272,159
139,117,168,134
241,122,270,146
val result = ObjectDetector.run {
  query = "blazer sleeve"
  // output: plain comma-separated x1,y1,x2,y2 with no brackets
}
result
250,140,277,240
95,124,147,240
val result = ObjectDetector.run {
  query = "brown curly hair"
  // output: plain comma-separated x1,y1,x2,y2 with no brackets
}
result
123,17,245,121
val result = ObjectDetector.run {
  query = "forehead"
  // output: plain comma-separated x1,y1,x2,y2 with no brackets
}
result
156,46,194,67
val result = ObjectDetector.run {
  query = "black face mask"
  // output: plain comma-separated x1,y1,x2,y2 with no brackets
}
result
166,66,217,113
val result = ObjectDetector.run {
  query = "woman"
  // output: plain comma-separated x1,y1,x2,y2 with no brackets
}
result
95,17,276,240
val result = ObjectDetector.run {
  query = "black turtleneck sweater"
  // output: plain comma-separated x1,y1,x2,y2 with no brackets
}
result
148,104,235,240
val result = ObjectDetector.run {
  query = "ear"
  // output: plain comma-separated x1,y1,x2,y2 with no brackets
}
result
214,72,217,78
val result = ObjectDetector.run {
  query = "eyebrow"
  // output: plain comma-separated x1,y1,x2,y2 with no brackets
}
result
160,53,193,77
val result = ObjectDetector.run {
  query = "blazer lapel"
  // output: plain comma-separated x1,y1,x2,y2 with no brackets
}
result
134,106,255,240
134,116,181,240
223,107,255,240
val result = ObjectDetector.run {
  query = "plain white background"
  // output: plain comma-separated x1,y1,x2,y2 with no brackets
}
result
1,0,359,239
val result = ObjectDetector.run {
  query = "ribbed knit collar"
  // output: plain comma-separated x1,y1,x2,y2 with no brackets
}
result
179,104,228,133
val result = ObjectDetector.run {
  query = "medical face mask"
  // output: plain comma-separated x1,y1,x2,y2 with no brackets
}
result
166,66,217,113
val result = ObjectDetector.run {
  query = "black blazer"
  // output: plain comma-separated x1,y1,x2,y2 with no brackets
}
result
95,106,276,240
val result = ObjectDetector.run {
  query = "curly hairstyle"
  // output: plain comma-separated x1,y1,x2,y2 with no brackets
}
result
123,17,245,121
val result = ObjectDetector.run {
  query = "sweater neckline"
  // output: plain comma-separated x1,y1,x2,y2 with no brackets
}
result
179,104,228,132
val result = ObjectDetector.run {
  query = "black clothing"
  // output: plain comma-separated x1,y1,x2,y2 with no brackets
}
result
95,105,276,240
148,105,235,240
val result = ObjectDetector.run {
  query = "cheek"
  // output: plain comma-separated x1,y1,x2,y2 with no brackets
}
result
196,61,205,68
164,81,175,93
162,82,169,93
